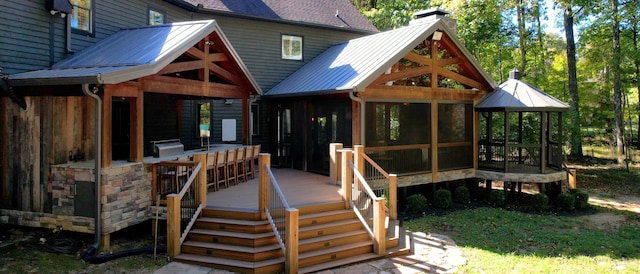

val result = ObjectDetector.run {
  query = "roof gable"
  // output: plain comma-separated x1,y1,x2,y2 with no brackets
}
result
9,20,261,95
475,78,569,111
265,19,496,97
182,0,378,32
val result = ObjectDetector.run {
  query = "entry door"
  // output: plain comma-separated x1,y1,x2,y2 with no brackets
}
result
307,101,351,174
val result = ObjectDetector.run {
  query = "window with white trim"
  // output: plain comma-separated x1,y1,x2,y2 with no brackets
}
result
148,8,165,25
70,0,93,34
281,35,303,60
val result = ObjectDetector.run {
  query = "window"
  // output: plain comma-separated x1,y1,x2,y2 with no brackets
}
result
148,8,165,25
366,102,430,146
281,35,303,60
197,102,211,137
70,0,93,35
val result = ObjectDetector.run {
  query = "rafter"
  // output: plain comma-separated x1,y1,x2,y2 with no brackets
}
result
370,65,432,86
185,47,205,60
436,67,485,90
158,60,205,75
208,62,242,85
403,51,433,66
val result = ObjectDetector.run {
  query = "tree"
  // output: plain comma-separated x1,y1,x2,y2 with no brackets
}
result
611,0,624,162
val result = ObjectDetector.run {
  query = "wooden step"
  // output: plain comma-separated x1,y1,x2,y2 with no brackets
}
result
296,201,345,215
299,219,364,239
298,241,374,268
298,230,370,253
202,207,261,221
298,253,380,274
173,253,284,274
298,209,355,227
188,228,278,247
181,241,283,262
195,217,272,233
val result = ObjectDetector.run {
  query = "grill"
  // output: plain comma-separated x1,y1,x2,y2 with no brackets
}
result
151,139,184,158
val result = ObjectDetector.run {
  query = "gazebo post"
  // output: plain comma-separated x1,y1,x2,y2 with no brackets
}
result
541,112,547,173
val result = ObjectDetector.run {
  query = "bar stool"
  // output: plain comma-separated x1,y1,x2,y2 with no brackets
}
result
214,150,228,189
225,149,238,186
206,151,218,191
235,147,246,183
245,145,258,180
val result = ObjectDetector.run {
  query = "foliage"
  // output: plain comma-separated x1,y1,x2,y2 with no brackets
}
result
570,188,590,210
405,194,428,214
557,192,576,211
433,189,453,209
531,193,549,211
489,190,506,207
453,186,470,204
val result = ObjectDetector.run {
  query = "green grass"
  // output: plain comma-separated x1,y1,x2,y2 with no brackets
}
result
405,207,640,273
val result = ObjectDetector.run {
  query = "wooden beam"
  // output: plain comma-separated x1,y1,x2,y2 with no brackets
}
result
438,57,463,66
403,51,433,66
370,65,432,86
208,62,242,85
436,67,485,90
431,100,438,183
364,85,485,101
105,82,142,98
130,88,144,162
141,76,246,98
185,47,204,60
158,60,205,75
101,88,112,168
430,40,438,89
209,53,228,62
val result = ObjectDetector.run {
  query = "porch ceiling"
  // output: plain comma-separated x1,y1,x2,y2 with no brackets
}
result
8,20,261,96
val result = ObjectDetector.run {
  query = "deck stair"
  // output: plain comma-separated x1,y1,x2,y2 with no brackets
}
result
173,201,409,273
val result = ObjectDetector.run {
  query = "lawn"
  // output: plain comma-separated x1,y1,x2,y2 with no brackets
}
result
405,161,640,274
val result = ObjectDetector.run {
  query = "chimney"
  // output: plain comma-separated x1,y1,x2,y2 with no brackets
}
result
509,68,521,80
410,8,457,34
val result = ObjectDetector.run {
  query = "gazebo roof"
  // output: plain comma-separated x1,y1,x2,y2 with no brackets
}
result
475,70,569,112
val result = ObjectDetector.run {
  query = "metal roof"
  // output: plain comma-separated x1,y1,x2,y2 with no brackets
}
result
9,20,261,94
475,74,569,111
181,0,378,32
265,19,496,97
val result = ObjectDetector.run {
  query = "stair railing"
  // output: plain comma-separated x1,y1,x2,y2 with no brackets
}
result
340,148,386,255
165,154,207,257
258,153,299,273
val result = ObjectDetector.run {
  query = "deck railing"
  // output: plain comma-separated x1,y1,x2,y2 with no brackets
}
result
340,147,386,255
160,154,207,257
258,153,298,273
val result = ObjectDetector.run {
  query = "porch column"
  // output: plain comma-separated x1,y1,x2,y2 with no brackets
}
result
101,87,112,168
431,100,438,182
339,148,353,209
329,143,343,185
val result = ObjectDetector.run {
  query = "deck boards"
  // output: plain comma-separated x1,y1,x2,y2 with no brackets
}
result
206,168,342,210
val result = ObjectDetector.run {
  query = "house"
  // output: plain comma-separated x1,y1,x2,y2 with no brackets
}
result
0,0,375,245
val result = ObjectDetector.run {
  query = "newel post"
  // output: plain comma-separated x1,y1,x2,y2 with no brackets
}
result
340,148,353,209
330,143,343,185
259,153,270,221
193,153,207,206
166,194,180,257
373,198,386,255
389,174,398,220
285,208,299,273
354,145,364,176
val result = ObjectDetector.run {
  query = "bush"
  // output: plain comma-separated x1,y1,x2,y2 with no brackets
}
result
531,193,549,211
454,186,470,204
557,192,576,211
489,190,506,207
405,194,428,215
570,189,590,210
433,189,452,209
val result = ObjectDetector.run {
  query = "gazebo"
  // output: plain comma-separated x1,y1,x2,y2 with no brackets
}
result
475,69,569,175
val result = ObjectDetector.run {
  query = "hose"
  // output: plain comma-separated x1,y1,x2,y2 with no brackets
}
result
81,245,167,264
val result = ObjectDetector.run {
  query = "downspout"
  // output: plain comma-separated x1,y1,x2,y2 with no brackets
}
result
349,88,365,145
81,84,101,251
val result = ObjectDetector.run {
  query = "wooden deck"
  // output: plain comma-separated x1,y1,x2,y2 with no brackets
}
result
206,168,343,211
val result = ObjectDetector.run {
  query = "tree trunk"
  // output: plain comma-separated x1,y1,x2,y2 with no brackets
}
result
517,0,527,74
612,0,625,163
564,4,583,159
633,9,640,146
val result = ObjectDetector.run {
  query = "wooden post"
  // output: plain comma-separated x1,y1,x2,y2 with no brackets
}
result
259,153,270,221
193,153,207,205
389,174,397,220
329,143,343,185
373,198,385,255
166,194,180,257
431,100,438,183
568,169,577,189
340,149,353,209
354,145,364,176
285,208,299,274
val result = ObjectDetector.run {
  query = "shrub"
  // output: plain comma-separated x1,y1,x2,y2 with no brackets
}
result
570,189,590,210
454,186,470,204
489,190,506,207
433,189,452,209
557,192,576,211
531,193,549,211
405,194,428,215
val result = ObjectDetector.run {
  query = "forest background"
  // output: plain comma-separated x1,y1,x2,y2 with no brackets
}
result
352,0,640,163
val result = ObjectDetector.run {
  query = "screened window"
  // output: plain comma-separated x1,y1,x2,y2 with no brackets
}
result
281,35,303,60
366,102,430,146
438,103,473,170
148,8,165,25
70,0,93,34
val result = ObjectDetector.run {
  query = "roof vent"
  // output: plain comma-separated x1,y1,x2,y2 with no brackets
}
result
410,8,457,34
509,69,521,80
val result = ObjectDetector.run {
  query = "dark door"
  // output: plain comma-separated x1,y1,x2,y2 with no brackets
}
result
307,101,351,174
113,100,130,160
